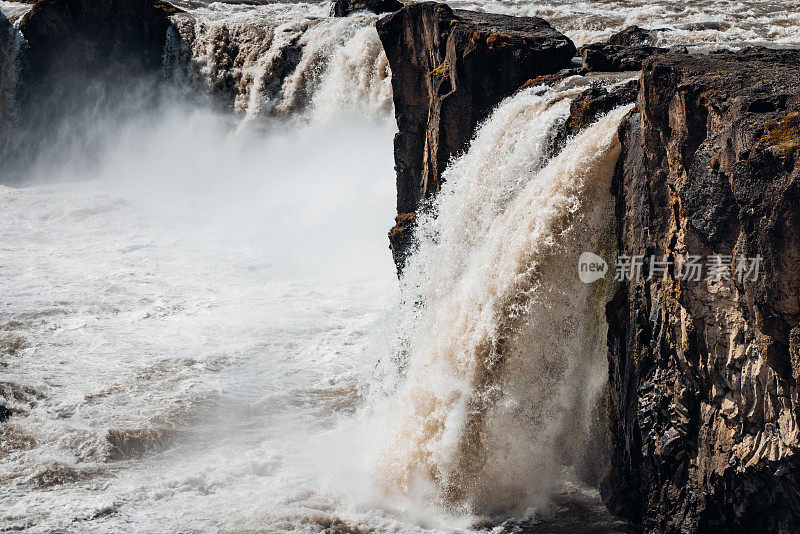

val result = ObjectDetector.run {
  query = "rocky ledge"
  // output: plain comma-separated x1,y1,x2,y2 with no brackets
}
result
376,2,575,270
604,48,800,533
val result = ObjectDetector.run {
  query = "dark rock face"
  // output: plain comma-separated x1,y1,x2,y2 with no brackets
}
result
1,0,180,182
580,42,668,73
566,80,638,135
608,25,657,47
18,0,180,79
331,0,402,17
603,48,800,533
377,2,575,271
0,8,21,133
0,404,11,423
388,212,417,272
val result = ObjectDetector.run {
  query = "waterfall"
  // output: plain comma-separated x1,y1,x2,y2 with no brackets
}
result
164,5,392,122
374,86,632,514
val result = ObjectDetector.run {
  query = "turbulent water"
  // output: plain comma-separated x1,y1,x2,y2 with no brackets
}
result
1,0,798,532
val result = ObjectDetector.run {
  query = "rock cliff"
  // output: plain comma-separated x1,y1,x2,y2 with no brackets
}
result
376,2,575,270
2,0,180,179
0,9,21,138
18,0,179,80
603,48,800,533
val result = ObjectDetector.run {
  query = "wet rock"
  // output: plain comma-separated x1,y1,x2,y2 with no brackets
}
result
0,8,21,137
580,42,669,73
331,0,402,17
377,1,574,271
543,78,638,157
388,212,416,273
680,21,731,32
566,79,638,135
0,404,11,422
19,0,181,79
604,48,800,533
516,68,580,90
609,25,657,47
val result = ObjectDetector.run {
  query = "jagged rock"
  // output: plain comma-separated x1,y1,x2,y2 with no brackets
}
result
604,48,800,533
377,2,575,271
516,68,580,90
0,404,11,422
608,25,657,47
566,80,638,135
388,212,416,272
331,0,402,17
580,42,668,72
19,0,181,79
539,79,638,159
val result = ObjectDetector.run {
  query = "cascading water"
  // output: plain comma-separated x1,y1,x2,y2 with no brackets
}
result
164,4,391,121
371,86,631,514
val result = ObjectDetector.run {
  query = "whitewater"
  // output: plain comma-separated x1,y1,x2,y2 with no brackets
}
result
1,0,798,532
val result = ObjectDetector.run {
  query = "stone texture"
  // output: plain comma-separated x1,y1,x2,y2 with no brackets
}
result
608,25,657,47
566,80,638,135
580,42,670,73
603,48,800,533
377,2,575,271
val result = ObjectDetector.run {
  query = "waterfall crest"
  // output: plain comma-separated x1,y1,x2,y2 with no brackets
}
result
165,5,392,121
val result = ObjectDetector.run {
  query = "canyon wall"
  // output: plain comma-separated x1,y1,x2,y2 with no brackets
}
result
603,49,800,533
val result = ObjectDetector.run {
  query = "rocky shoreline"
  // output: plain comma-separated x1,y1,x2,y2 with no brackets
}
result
2,0,799,532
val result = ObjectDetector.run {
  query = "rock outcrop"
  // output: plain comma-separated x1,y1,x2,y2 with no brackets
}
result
377,2,575,271
18,0,180,80
580,42,669,73
580,25,670,73
566,80,638,135
331,0,402,17
609,25,658,47
603,48,800,533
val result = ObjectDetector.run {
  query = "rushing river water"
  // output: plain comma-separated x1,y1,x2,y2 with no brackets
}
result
1,0,799,532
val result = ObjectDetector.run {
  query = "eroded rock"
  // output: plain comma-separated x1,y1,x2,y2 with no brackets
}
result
580,42,669,73
609,25,658,47
603,48,800,533
566,80,638,135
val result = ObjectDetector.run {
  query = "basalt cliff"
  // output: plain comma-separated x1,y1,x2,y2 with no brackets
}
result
603,49,800,532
